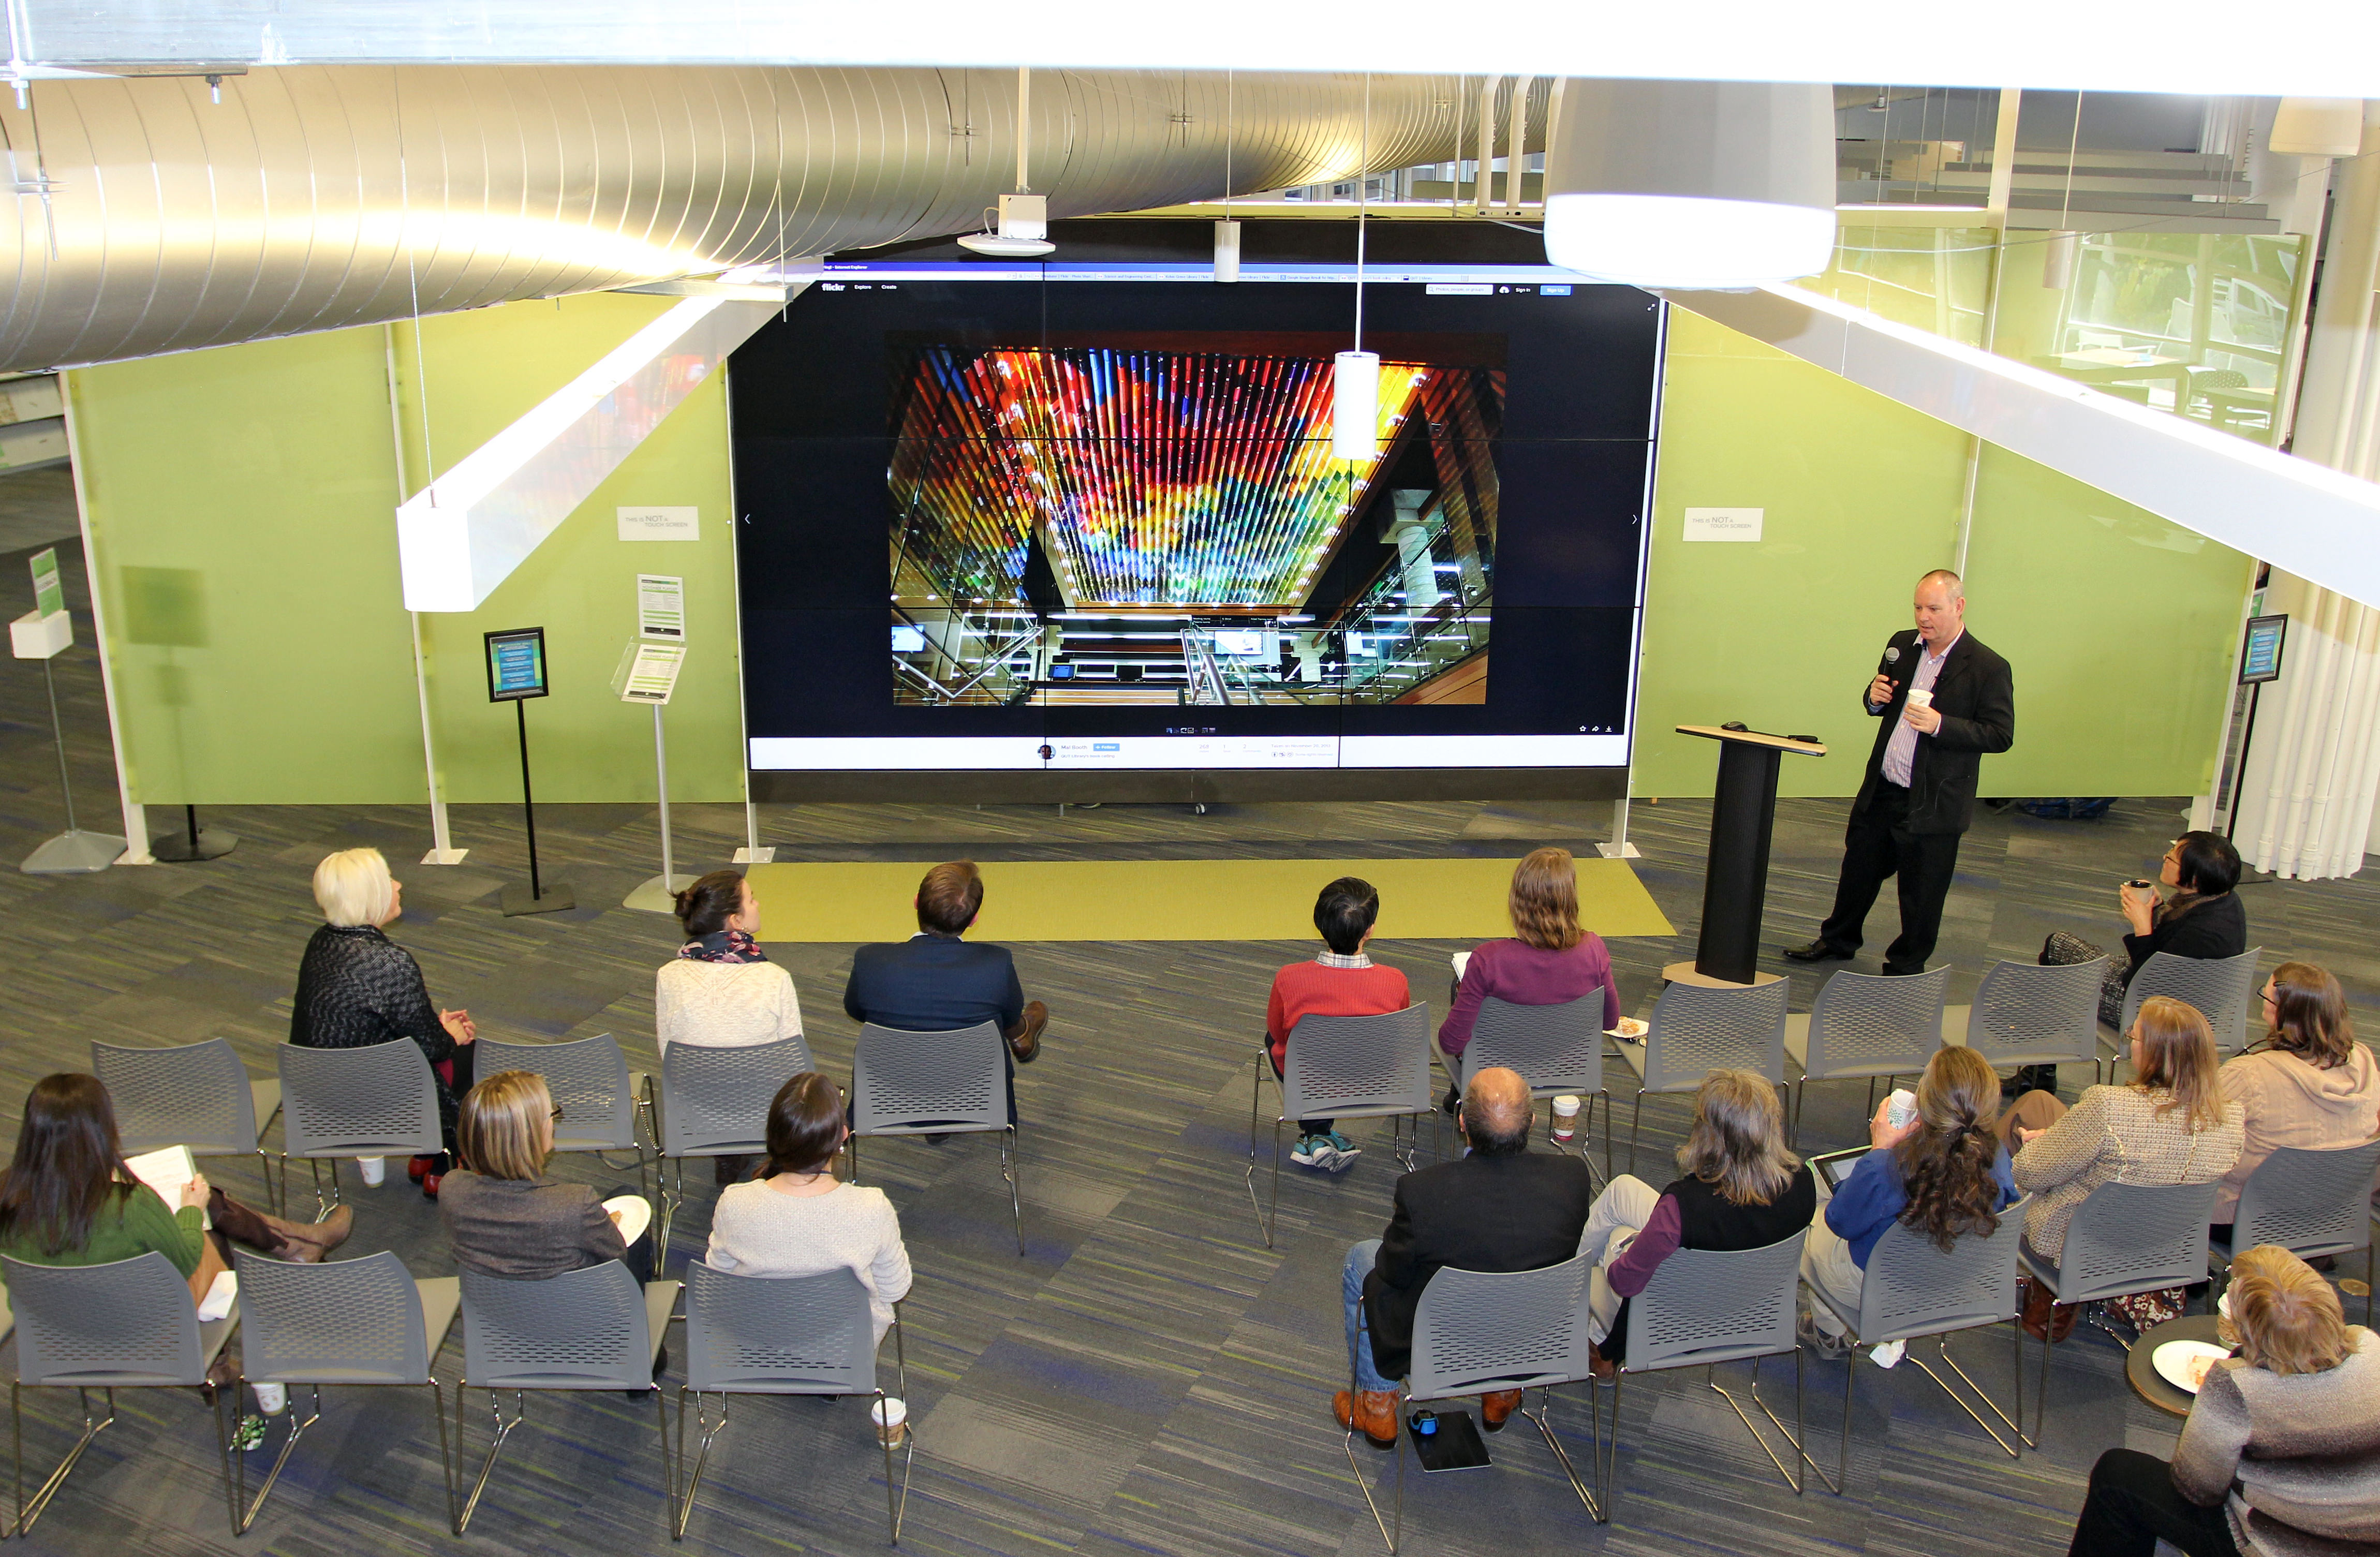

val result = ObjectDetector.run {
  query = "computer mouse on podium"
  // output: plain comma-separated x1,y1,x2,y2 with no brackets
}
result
1721,721,1749,732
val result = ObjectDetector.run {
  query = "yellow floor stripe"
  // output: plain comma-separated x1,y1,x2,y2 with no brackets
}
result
747,858,1674,943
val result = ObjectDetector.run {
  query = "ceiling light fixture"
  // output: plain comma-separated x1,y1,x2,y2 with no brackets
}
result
959,66,1057,258
1215,69,1241,284
1542,78,1837,289
1333,73,1380,462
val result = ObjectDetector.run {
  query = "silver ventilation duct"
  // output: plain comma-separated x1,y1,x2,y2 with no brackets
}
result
0,67,1544,373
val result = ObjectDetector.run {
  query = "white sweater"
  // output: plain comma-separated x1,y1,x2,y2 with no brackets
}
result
654,959,803,1051
706,1181,911,1340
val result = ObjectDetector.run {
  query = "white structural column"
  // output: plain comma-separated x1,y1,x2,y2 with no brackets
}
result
2234,102,2380,879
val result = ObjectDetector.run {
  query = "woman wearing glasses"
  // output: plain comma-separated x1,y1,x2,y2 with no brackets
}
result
2212,961,2380,1238
438,1070,655,1284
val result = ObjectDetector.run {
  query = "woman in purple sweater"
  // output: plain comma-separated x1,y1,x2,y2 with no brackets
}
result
1437,849,1623,1102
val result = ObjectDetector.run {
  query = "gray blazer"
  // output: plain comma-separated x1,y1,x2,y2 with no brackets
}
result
437,1171,627,1281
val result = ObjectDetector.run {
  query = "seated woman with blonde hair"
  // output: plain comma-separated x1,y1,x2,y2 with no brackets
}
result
1800,1044,2018,1356
1578,1067,1816,1373
438,1070,654,1285
2006,996,2245,1340
2213,960,2380,1237
2065,1244,2380,1556
1435,848,1623,1108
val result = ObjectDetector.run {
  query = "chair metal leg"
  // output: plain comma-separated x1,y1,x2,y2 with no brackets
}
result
1792,1079,1805,1147
1001,1125,1023,1256
1244,1118,1285,1250
2025,1305,2057,1450
656,1156,686,1270
11,1383,114,1537
877,1385,915,1546
671,1388,725,1540
1346,1384,1406,1553
256,1148,280,1216
228,1383,324,1531
452,1388,528,1535
1590,1371,1622,1525
1628,1090,1645,1178
431,1380,457,1536
1908,1330,2026,1458
1706,1354,1809,1495
1518,1384,1605,1522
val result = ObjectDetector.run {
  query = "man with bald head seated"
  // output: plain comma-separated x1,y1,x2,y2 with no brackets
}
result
1335,1067,1596,1447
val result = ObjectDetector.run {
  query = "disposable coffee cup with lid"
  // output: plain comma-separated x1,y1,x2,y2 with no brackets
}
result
1550,1095,1580,1140
871,1397,909,1446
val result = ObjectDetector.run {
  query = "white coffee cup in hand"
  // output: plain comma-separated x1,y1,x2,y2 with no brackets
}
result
1903,686,1933,711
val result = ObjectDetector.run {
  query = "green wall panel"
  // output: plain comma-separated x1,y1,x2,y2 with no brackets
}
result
68,330,425,805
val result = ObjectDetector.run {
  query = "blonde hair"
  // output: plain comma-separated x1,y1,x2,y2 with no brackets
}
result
1677,1068,1800,1207
1507,848,1584,952
314,847,394,928
2226,1245,2353,1376
2130,997,2228,1132
456,1071,551,1182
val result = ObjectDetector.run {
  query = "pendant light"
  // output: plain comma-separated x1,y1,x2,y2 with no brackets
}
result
959,66,1056,258
1333,75,1379,463
1215,69,1241,283
1542,78,1837,289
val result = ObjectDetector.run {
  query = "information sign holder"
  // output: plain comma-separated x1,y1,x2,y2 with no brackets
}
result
485,627,573,916
12,548,125,873
614,636,693,912
150,803,237,862
2221,614,2287,840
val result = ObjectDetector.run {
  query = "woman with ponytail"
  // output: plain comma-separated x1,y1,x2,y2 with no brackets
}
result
655,869,803,1184
1800,1045,2018,1356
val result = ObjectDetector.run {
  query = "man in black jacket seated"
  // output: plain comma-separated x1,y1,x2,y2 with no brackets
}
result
1335,1067,1596,1447
1787,568,2016,976
842,860,1047,1128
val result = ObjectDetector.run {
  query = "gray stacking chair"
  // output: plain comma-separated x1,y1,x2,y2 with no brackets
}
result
228,1250,461,1531
4,1252,242,1537
2016,1180,2216,1446
1347,1254,1602,1552
648,1034,814,1257
276,1039,441,1213
850,1021,1021,1255
93,1037,284,1210
1617,980,1788,1175
1592,1230,1809,1525
478,1032,649,1199
1783,967,1948,1144
1246,1005,1432,1249
2100,947,2262,1078
673,1264,911,1544
2212,1140,2380,1326
1941,957,2106,1090
1800,1196,2030,1491
453,1259,681,1535
1453,994,1612,1181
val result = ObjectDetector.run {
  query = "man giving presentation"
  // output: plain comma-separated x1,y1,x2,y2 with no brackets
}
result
1784,570,2015,976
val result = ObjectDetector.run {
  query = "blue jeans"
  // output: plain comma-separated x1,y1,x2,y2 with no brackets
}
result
1343,1239,1398,1393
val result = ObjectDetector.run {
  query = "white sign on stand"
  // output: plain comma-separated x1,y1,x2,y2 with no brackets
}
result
12,548,124,873
617,642,686,705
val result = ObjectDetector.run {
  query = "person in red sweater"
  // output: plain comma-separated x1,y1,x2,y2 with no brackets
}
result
1266,877,1412,1172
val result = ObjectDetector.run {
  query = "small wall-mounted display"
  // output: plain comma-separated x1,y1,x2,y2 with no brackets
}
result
485,626,550,702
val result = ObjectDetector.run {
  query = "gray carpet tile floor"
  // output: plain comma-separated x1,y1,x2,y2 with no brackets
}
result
0,471,2370,1557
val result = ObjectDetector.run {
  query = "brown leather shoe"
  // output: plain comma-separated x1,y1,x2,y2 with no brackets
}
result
2019,1278,2080,1343
1479,1389,1522,1431
1334,1388,1398,1449
1588,1342,1617,1382
1006,1001,1047,1064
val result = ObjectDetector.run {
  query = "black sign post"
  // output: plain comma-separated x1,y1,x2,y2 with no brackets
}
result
485,627,573,916
2221,613,2287,841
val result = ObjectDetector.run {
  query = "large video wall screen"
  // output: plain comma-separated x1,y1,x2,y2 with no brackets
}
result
731,266,1662,772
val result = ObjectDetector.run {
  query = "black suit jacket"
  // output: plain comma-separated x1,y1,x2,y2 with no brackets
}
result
842,934,1026,1035
1362,1150,1597,1381
1852,629,2016,836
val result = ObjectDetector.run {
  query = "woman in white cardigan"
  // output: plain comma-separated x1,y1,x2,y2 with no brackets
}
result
656,869,802,1183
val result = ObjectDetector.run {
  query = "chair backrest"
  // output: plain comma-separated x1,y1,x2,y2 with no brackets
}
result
2231,1140,2380,1259
1640,979,1790,1092
278,1039,442,1156
682,1262,878,1395
234,1249,433,1386
461,1260,653,1390
1961,958,2106,1065
1458,995,1605,1098
1856,1194,2029,1343
1408,1254,1596,1400
852,1021,1007,1134
1278,1005,1432,1122
1802,967,1948,1080
1623,1230,1806,1372
4,1252,208,1387
92,1037,263,1157
477,1033,635,1153
2121,948,2261,1055
2056,1181,2219,1306
657,1034,815,1155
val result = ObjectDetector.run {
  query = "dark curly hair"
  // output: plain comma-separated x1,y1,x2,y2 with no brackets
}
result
1894,1046,2005,1252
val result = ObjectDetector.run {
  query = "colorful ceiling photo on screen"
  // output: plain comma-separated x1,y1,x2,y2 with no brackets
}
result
888,337,1502,708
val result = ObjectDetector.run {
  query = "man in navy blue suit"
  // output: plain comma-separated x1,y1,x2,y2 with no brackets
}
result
842,860,1046,1125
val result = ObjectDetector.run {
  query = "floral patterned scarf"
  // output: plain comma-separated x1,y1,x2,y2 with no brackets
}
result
678,929,768,965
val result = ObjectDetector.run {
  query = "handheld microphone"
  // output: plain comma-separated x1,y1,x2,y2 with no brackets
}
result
1885,646,1901,665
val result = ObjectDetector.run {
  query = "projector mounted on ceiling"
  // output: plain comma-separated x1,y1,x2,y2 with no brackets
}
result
957,193,1056,258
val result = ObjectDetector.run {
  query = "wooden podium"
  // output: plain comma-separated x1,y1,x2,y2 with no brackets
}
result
1666,725,1826,988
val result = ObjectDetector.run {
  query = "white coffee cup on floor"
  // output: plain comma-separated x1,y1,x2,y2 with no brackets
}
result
1904,686,1933,711
872,1397,908,1447
357,1156,386,1187
1551,1096,1580,1141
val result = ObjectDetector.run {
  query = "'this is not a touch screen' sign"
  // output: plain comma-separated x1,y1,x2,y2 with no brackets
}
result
1682,507,1764,542
617,506,700,541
